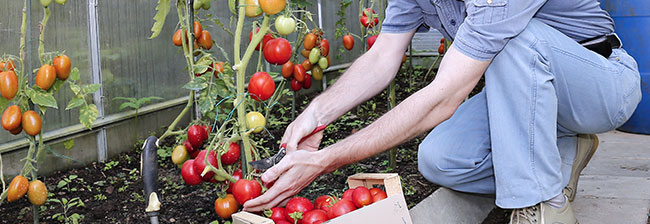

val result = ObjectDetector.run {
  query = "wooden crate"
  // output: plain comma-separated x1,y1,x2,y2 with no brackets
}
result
233,173,413,224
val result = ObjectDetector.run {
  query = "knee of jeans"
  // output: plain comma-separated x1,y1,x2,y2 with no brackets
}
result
418,143,479,189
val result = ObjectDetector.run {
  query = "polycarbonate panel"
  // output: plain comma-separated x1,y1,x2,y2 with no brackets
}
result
97,0,189,115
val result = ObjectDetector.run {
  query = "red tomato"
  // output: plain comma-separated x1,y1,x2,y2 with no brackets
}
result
285,197,314,223
369,187,388,202
293,64,306,82
302,209,328,224
181,160,202,185
314,195,336,214
319,39,330,56
438,44,445,54
360,9,379,28
367,35,378,50
187,125,208,148
352,186,373,208
342,35,354,50
193,150,218,182
301,59,312,71
304,33,317,50
221,142,241,165
183,140,196,155
232,179,262,205
303,74,312,89
227,169,243,193
193,21,203,38
341,189,354,202
281,61,294,78
0,71,18,100
248,71,276,101
290,78,302,92
249,28,274,51
263,38,292,65
267,207,288,223
440,37,445,43
276,221,292,224
328,199,356,219
214,194,239,219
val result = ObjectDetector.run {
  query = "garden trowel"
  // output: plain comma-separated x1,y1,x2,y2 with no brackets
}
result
249,125,327,171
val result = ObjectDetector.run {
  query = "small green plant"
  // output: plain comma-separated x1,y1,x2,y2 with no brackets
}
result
49,197,85,224
103,161,119,171
113,96,163,142
93,194,107,201
57,175,81,192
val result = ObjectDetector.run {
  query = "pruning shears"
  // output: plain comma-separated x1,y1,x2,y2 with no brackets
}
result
249,125,328,171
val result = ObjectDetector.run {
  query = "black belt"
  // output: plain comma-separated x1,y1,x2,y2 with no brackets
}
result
579,33,622,58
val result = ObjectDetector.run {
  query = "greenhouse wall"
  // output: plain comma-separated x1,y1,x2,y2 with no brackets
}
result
0,0,372,177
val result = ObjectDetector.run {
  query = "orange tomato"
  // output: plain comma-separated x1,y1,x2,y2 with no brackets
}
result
7,175,28,202
214,194,239,219
27,180,48,206
0,71,18,100
198,30,213,50
245,0,262,17
281,61,294,78
52,54,71,80
22,110,42,136
301,49,311,58
193,21,202,38
212,61,225,78
9,125,22,135
343,35,354,50
2,105,22,131
35,64,56,91
173,29,184,46
304,33,317,50
0,60,16,71
301,59,312,71
259,0,286,15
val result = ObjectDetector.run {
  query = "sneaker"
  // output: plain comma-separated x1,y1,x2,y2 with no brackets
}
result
509,197,578,224
564,134,599,202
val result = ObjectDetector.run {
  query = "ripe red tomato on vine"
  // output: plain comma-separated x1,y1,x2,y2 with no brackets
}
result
248,71,276,101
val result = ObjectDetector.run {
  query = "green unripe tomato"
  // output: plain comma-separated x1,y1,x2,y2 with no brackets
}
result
193,0,203,10
246,112,266,133
201,0,211,10
275,15,296,35
318,57,328,70
40,0,52,7
309,48,321,64
54,0,67,5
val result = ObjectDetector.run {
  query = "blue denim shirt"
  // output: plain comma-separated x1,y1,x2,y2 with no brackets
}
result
383,0,615,61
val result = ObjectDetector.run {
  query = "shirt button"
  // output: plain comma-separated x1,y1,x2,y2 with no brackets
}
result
487,0,493,3
450,19,456,26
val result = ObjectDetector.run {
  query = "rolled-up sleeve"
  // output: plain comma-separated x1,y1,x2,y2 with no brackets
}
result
454,0,547,61
382,0,425,33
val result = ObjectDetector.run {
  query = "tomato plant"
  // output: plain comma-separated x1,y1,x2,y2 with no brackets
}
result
263,38,292,65
0,71,18,100
232,179,262,205
181,159,203,185
285,197,314,223
221,142,241,165
248,71,275,101
21,110,42,136
6,175,28,202
27,180,47,206
214,194,239,219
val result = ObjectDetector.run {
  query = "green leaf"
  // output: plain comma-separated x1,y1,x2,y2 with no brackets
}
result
26,88,58,109
69,67,80,81
136,96,163,106
198,90,218,116
149,0,171,39
66,97,85,110
112,97,136,103
51,79,66,94
183,76,209,91
119,102,139,111
192,65,209,75
80,104,98,129
69,82,81,95
0,97,8,112
83,84,101,94
64,139,75,150
62,198,68,204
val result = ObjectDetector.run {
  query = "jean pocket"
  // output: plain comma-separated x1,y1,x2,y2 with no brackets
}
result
467,0,508,24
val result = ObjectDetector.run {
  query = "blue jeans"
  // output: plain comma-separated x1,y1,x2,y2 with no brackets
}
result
417,19,641,209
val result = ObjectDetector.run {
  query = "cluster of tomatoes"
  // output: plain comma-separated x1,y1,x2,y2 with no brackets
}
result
266,186,388,224
173,21,213,54
279,29,331,92
6,175,48,206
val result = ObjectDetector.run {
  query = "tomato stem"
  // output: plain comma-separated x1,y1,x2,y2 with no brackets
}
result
38,7,51,65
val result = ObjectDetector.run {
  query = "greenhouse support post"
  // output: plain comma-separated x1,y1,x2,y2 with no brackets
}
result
318,0,327,90
87,0,108,161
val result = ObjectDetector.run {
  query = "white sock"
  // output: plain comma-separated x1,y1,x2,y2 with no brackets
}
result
544,193,567,209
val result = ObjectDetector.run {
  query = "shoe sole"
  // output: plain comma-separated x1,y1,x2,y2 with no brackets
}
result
566,134,598,202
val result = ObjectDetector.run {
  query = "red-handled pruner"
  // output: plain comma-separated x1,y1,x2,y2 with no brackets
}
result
249,125,327,171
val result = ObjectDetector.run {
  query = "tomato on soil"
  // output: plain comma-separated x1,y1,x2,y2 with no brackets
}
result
232,179,262,205
352,186,373,208
285,197,314,223
198,30,213,50
27,180,47,206
263,38,292,65
0,71,18,100
248,71,276,101
281,61,294,78
246,111,266,133
267,207,288,223
7,175,28,202
259,0,285,15
249,28,274,51
193,150,218,181
214,194,239,219
302,209,329,224
2,105,22,131
304,33,317,50
369,187,388,202
22,110,42,136
221,142,241,165
187,125,208,148
343,35,354,50
36,64,56,91
367,35,378,50
227,169,243,193
341,188,354,202
327,199,356,219
181,159,202,185
52,54,71,80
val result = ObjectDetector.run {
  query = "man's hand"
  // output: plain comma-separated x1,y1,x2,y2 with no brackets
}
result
243,150,329,211
281,107,323,153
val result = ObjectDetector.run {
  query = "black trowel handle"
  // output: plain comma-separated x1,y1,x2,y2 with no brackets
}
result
141,136,160,224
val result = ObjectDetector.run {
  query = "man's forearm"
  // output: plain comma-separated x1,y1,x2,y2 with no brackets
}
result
307,32,415,125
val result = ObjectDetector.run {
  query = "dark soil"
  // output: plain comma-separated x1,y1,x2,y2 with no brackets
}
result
0,64,496,223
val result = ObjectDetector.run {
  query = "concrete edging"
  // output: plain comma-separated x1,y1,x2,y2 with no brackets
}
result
410,187,496,224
